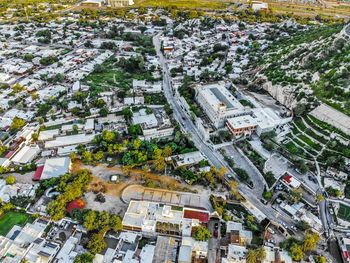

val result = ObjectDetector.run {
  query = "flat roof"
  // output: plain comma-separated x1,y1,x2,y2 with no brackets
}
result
11,145,40,164
227,115,257,129
41,157,71,180
198,83,244,112
45,133,95,148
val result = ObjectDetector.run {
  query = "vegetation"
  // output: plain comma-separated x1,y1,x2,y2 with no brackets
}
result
0,210,33,236
5,175,16,185
192,225,211,241
46,170,92,221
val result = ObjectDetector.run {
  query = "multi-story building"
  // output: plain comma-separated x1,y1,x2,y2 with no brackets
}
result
122,200,210,237
196,83,247,129
226,115,257,137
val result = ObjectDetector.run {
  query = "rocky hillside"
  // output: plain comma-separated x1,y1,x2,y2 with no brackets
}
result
248,22,350,115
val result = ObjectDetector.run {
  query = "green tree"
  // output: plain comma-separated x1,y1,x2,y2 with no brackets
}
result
0,146,7,156
6,175,16,185
83,210,97,231
82,151,93,164
74,252,94,263
110,215,122,232
290,187,303,203
192,226,211,241
290,243,304,261
86,231,106,254
94,151,104,162
10,117,25,131
246,249,257,263
302,231,320,252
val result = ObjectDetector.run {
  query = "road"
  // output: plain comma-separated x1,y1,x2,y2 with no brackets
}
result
223,145,266,197
153,34,297,236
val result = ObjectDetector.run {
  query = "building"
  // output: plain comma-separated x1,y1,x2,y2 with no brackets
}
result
179,236,208,262
0,220,60,263
167,151,206,169
196,83,246,128
132,109,174,141
339,237,350,263
226,115,257,137
122,200,209,237
81,0,103,7
262,246,292,263
11,145,40,165
222,244,247,263
108,0,134,7
153,236,179,263
226,221,253,246
251,1,269,12
35,157,71,180
282,174,301,189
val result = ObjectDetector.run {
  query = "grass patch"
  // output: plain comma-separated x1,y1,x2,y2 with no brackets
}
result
0,211,33,236
338,203,350,222
297,134,323,151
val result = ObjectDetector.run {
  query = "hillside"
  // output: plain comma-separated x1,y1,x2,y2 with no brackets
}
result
247,23,350,116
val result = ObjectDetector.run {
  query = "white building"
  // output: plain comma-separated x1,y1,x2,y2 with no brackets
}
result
122,200,209,237
196,83,246,128
40,157,71,180
0,220,60,263
222,244,247,263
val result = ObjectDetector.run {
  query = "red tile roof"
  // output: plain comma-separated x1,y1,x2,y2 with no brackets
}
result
283,174,292,184
183,209,209,223
33,166,44,181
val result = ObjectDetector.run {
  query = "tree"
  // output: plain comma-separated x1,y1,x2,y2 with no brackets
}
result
12,83,25,93
74,252,94,263
256,247,266,260
86,231,106,254
294,103,307,116
110,215,122,232
163,145,172,158
316,194,324,203
0,146,7,156
10,117,25,131
296,220,311,231
6,175,16,185
229,180,242,201
290,243,304,261
83,210,97,231
290,188,303,203
302,231,320,252
82,151,93,164
314,256,326,263
192,226,211,241
94,151,104,162
246,249,257,263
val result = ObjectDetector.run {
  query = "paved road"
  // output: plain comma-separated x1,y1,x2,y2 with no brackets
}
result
153,34,296,230
223,145,265,197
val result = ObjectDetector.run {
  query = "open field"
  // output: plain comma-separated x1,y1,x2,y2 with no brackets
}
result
338,203,350,222
0,211,33,236
134,0,232,9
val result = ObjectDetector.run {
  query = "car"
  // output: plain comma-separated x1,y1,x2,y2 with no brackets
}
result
213,229,218,238
214,223,219,230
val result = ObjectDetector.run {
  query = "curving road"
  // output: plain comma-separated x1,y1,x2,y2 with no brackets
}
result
153,34,298,230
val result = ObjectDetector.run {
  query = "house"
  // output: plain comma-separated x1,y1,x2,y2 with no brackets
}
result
179,236,208,261
226,221,253,246
132,108,174,141
0,219,60,263
222,244,247,263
